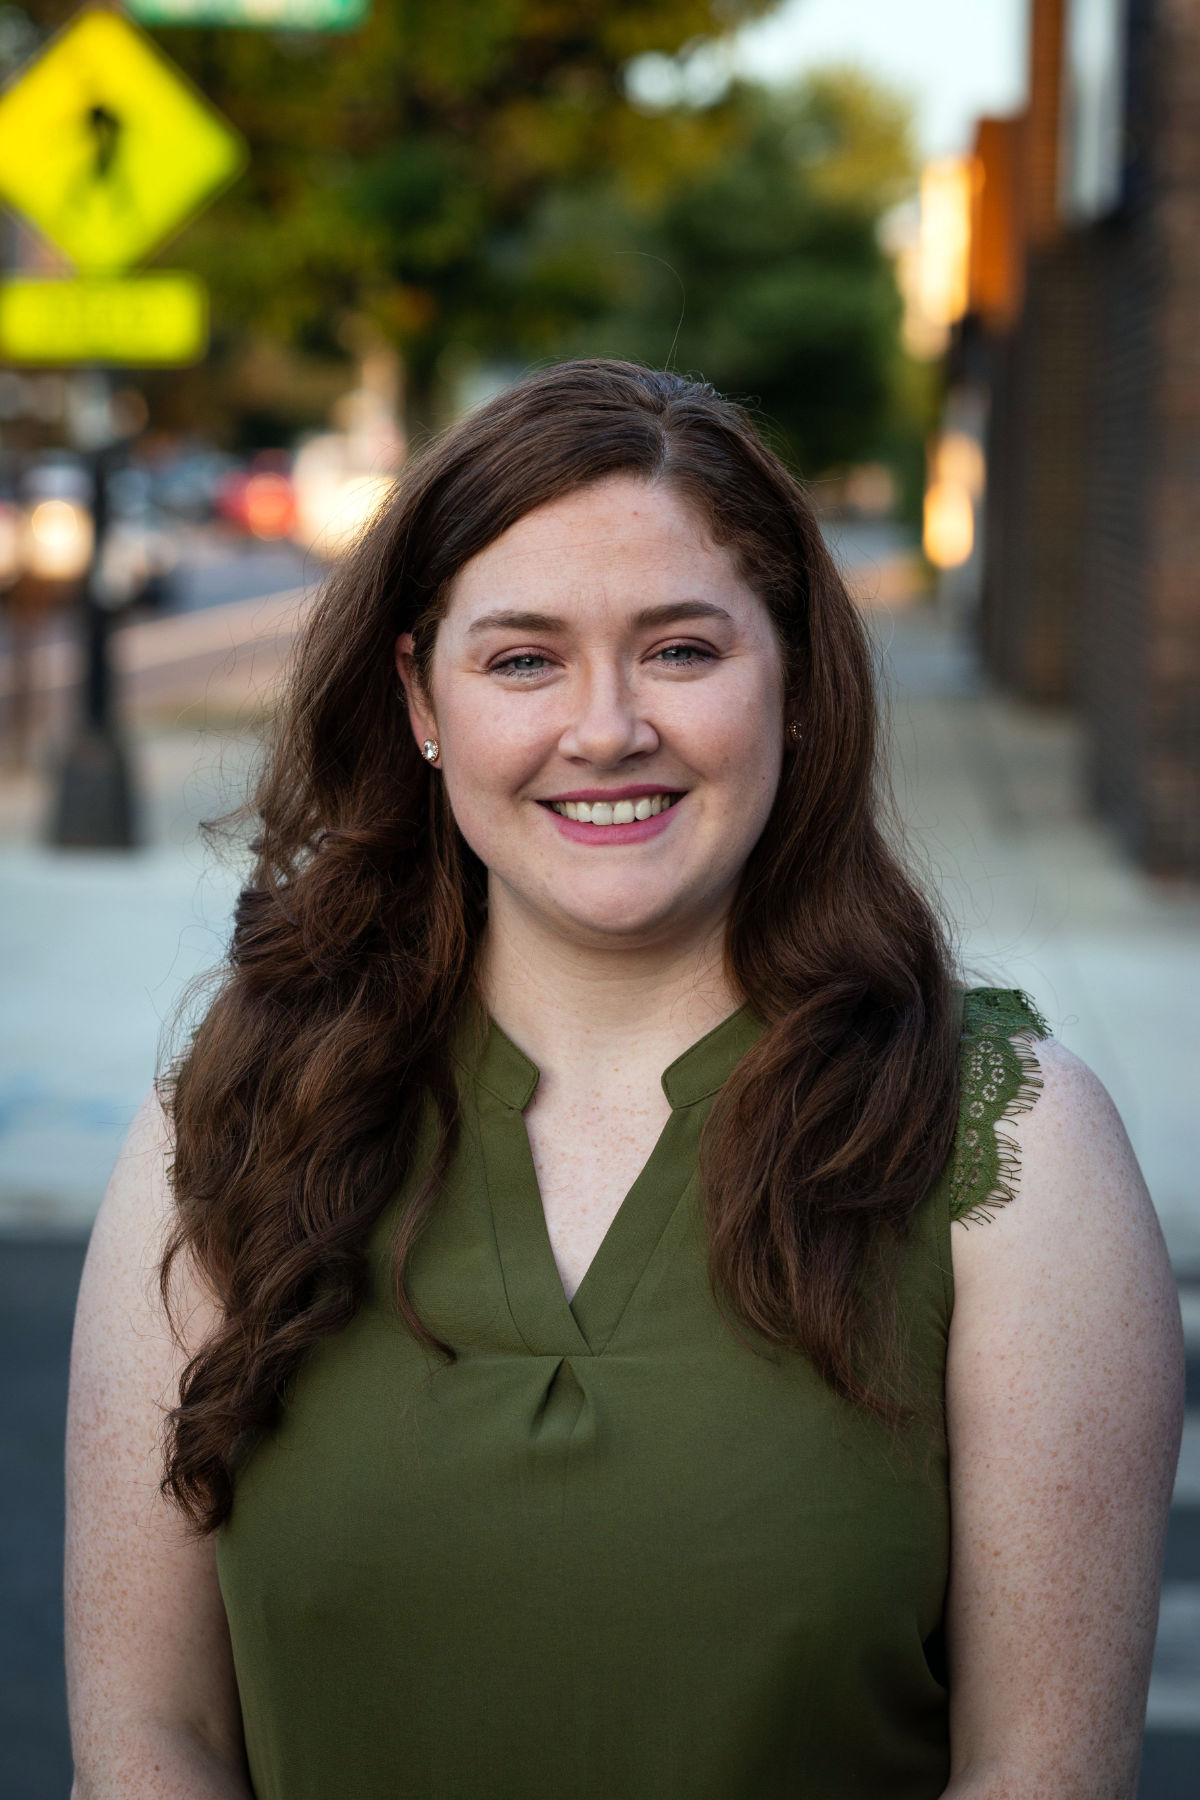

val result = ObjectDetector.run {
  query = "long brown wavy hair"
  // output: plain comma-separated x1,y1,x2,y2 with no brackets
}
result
160,358,961,1533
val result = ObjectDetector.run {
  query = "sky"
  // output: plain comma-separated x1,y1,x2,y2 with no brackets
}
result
731,0,1029,159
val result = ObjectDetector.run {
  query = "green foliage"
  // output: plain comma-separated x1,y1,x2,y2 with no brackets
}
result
550,73,918,473
139,0,774,406
776,66,917,214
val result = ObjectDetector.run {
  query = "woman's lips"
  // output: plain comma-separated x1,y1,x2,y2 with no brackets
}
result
540,798,681,846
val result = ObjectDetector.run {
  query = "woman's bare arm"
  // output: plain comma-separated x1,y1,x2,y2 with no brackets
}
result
942,1037,1184,1799
66,1091,252,1799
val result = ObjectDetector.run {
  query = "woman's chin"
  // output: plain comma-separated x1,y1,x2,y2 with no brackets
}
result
546,886,711,949
485,851,732,950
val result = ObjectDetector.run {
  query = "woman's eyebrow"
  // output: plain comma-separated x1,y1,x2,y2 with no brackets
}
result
465,601,735,636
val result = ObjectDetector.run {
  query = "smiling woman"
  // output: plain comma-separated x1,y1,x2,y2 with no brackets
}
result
65,361,1181,1800
395,477,787,981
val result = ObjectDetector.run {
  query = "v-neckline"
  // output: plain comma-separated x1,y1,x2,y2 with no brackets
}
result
455,1001,766,1357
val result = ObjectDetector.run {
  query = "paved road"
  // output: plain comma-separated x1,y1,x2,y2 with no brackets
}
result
3,1238,85,1800
3,1240,1197,1796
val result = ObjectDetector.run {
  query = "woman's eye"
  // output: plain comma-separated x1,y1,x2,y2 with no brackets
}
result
654,643,715,667
491,653,551,678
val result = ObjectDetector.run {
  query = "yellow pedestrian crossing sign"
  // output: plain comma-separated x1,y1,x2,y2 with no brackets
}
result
0,7,246,275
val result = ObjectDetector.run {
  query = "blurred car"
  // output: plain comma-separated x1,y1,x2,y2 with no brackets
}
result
215,451,298,541
147,446,239,523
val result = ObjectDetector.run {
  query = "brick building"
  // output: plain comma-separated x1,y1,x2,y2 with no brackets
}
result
969,0,1200,875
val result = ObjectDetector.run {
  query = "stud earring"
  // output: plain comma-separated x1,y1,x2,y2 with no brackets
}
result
788,721,803,744
422,740,439,763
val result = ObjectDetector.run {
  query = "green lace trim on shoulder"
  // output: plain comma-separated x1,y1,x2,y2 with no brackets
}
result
948,987,1051,1225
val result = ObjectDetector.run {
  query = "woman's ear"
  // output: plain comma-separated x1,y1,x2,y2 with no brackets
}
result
395,633,437,748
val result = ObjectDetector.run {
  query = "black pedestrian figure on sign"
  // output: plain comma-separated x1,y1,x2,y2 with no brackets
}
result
67,96,138,223
87,103,120,180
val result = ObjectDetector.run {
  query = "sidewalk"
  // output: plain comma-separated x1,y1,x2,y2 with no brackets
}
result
871,600,1200,1274
0,588,301,1230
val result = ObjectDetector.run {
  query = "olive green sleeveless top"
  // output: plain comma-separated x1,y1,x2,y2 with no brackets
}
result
216,986,1048,1799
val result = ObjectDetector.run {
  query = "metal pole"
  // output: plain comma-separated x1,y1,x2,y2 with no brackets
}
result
47,375,139,849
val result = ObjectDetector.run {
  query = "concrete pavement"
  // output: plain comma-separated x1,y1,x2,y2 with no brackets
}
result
871,600,1200,1274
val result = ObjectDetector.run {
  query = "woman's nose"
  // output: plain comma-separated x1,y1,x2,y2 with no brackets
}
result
557,665,659,765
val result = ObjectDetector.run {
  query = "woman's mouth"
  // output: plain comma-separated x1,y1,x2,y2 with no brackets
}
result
545,792,682,826
538,791,684,845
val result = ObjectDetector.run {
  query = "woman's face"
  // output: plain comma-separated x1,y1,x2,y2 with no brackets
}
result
396,476,787,952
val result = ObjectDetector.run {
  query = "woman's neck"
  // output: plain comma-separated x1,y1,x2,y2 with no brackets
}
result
477,897,742,1092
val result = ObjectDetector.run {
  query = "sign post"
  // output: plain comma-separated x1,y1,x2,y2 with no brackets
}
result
0,5,246,846
46,410,141,849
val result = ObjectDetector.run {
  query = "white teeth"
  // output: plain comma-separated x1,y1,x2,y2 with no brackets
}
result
548,793,678,824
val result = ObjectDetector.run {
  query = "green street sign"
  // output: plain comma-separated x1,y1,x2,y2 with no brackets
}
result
0,8,246,275
126,0,370,27
0,273,209,365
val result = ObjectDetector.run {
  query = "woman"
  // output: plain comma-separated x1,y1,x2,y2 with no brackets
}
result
66,361,1182,1799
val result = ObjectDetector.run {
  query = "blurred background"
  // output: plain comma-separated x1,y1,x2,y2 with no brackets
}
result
0,1,1197,1793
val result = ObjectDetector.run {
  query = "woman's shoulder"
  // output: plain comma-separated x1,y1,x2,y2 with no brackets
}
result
83,1086,223,1362
944,985,1052,1227
947,993,1182,1517
941,1008,1182,1791
949,989,1168,1302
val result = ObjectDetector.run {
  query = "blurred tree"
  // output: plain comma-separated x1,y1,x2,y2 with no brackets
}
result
554,69,921,476
121,0,782,435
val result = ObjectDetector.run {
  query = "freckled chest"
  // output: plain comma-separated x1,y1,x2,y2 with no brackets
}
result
523,1076,674,1301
